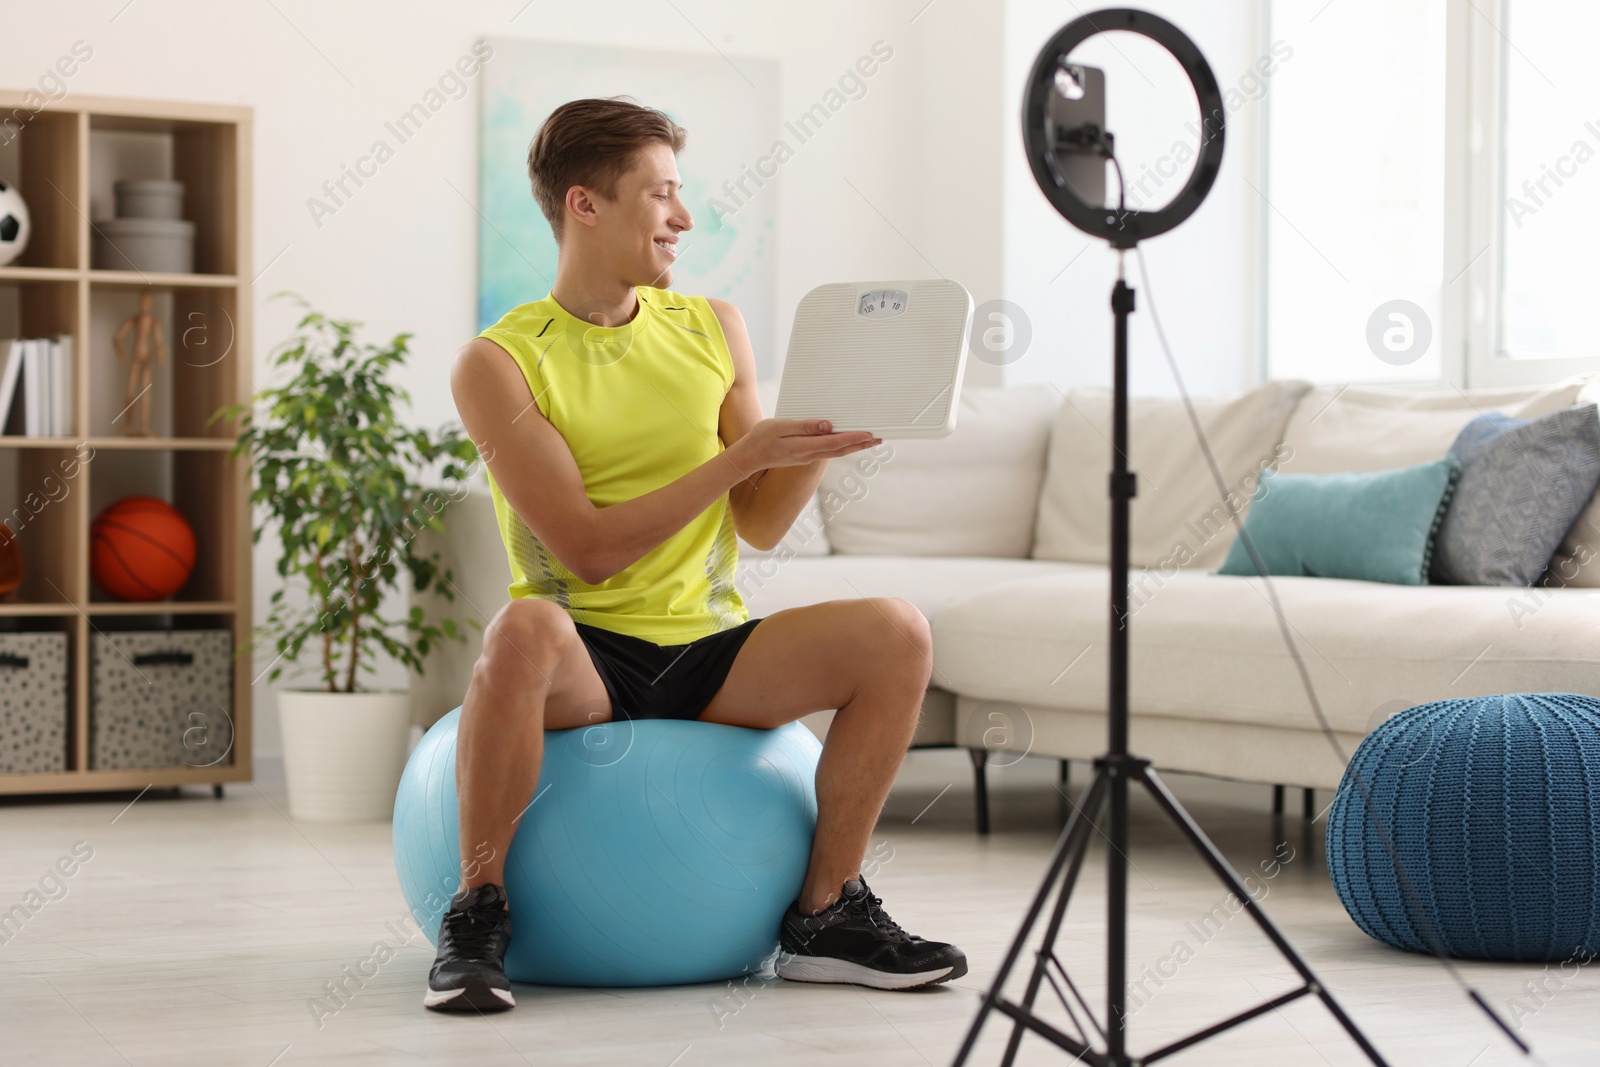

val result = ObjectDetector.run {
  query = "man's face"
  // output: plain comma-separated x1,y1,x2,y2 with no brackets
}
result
589,141,692,289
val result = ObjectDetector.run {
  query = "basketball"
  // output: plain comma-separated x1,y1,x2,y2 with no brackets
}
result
90,496,196,601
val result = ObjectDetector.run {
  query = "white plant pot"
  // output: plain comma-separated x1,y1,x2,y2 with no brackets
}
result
278,689,413,822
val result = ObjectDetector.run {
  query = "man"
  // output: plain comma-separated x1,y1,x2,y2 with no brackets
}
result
429,95,967,1013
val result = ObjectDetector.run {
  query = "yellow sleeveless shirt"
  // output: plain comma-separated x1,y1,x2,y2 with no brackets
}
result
476,286,748,645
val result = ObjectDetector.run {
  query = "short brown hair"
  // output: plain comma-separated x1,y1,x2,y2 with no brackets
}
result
527,96,688,243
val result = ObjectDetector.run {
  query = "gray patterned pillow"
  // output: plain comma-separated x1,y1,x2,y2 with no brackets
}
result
1431,404,1600,586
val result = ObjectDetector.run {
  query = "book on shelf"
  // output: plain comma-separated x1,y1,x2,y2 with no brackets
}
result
0,335,73,437
52,333,72,436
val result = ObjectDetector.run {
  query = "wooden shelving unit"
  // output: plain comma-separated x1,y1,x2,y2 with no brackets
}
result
0,92,252,795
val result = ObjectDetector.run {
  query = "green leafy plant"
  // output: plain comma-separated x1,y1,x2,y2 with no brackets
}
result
210,291,483,692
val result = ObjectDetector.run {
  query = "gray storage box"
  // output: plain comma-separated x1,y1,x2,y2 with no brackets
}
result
91,630,233,770
0,632,68,774
91,216,196,274
114,178,185,220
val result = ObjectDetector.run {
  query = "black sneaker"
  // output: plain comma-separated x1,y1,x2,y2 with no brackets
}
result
424,882,515,1012
776,876,968,990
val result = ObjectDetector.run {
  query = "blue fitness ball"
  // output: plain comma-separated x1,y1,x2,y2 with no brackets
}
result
393,706,822,986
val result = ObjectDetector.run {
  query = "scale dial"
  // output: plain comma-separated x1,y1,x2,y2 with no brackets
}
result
857,288,909,319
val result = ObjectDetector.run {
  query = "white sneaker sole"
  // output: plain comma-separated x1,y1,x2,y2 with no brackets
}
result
424,984,516,1011
776,954,955,990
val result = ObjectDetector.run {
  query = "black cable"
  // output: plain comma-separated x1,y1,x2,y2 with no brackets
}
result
1111,140,1537,1056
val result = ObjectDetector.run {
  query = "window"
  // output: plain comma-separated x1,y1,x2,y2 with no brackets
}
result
1265,0,1599,386
1264,0,1448,385
1477,0,1600,381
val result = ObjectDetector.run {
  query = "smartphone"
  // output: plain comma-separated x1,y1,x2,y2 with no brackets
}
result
1044,60,1108,209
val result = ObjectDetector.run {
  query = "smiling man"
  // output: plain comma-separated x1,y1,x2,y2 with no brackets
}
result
430,95,966,1013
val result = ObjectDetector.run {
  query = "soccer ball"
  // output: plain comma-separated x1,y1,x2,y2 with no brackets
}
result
0,180,31,267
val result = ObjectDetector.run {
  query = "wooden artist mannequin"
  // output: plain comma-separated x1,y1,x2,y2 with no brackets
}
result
112,289,164,437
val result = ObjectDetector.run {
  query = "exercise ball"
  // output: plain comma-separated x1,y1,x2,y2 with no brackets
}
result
1327,693,1600,961
393,706,822,987
90,496,196,600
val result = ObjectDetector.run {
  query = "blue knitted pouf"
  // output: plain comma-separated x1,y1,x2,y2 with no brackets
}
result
1326,693,1600,961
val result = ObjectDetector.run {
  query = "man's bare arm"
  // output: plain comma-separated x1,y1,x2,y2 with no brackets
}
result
452,337,751,585
711,298,840,552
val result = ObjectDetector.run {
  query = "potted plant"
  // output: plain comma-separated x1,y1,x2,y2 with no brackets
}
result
212,292,481,821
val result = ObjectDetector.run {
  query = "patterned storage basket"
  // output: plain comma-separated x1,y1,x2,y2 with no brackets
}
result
90,630,233,770
0,633,69,773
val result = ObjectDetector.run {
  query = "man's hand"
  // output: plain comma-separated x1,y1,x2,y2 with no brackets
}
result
727,419,881,475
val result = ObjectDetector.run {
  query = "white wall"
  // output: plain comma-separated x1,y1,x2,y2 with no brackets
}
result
1002,0,1268,396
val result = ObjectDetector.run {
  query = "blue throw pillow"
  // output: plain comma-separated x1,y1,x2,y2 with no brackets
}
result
1431,404,1600,586
1217,456,1460,585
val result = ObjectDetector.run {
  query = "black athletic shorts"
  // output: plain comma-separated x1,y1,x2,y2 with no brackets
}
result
573,617,766,722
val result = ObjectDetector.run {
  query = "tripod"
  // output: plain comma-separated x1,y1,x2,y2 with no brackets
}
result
949,260,1390,1067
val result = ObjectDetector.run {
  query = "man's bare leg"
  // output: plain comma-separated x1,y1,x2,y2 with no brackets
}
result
426,597,614,1011
697,597,933,913
455,598,613,893
698,596,965,989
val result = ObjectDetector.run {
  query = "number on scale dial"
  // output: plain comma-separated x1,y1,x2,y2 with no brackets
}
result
857,288,908,319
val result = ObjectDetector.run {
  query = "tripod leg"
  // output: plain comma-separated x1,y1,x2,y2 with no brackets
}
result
1303,787,1315,821
999,770,1108,1067
1137,767,1391,1067
1272,784,1284,816
951,768,1108,1067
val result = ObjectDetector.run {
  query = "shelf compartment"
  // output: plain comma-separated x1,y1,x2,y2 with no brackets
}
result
88,283,240,439
88,114,237,277
86,448,237,605
0,276,79,442
0,446,89,605
0,109,82,271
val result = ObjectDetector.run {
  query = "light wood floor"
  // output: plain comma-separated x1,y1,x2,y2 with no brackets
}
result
0,750,1595,1066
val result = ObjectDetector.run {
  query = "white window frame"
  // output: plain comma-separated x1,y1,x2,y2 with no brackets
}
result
1459,0,1599,387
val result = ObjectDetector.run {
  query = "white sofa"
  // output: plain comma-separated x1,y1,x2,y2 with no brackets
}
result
410,375,1600,831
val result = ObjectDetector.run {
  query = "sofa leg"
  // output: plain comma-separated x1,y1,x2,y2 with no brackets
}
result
969,749,990,835
1272,784,1285,816
1303,787,1315,821
1057,760,1071,825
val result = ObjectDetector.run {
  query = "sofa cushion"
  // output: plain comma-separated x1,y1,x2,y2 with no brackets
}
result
1548,498,1600,588
817,383,1061,558
930,568,1600,737
1031,380,1311,570
734,552,1095,627
1218,457,1460,585
733,553,1097,713
1433,406,1600,586
1284,377,1600,587
1277,378,1592,476
1546,380,1600,589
